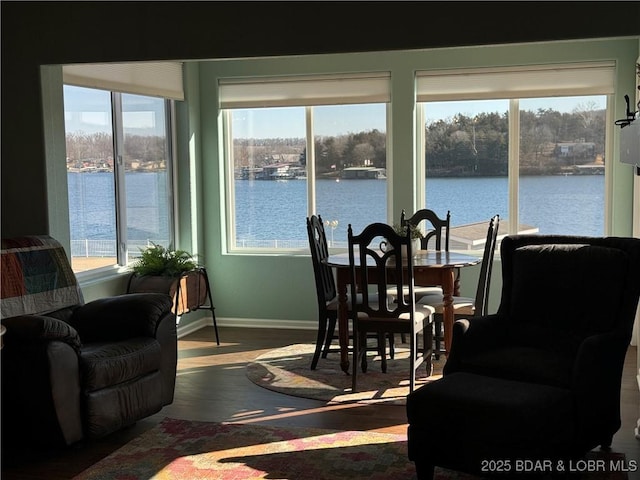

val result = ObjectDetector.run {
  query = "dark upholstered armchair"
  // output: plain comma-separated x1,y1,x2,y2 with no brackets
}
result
406,235,640,479
1,236,177,447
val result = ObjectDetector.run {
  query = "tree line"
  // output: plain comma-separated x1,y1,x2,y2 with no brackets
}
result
233,106,605,177
67,106,605,176
426,107,605,176
65,132,166,169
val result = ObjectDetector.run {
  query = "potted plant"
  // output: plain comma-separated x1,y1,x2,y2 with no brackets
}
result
386,224,424,257
130,243,198,277
127,243,208,316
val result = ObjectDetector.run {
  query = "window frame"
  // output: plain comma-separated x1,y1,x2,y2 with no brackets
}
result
417,95,613,238
221,73,392,255
63,86,177,277
415,61,616,238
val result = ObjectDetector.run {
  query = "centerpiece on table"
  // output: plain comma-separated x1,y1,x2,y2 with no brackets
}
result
127,243,207,316
391,223,424,257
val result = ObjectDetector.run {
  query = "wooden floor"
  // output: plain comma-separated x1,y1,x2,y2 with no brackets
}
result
2,326,639,479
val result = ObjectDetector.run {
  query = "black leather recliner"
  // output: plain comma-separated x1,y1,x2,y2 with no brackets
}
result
1,235,177,447
406,234,640,479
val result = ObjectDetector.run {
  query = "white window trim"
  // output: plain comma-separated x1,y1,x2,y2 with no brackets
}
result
222,73,392,254
305,107,316,215
418,61,615,237
508,99,520,237
418,94,613,237
223,110,238,254
224,105,325,255
63,87,177,274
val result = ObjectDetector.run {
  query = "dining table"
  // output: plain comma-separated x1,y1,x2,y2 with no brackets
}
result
325,249,481,374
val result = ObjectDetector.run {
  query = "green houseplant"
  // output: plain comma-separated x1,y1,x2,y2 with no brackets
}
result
385,223,424,256
392,223,424,240
130,243,198,277
127,243,207,316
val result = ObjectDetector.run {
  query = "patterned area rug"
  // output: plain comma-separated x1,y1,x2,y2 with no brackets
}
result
72,418,629,480
246,342,444,405
73,417,419,480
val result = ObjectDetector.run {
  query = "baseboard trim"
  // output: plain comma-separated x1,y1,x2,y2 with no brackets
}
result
176,316,315,339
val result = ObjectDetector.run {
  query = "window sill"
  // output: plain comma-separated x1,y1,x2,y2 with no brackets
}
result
75,264,130,288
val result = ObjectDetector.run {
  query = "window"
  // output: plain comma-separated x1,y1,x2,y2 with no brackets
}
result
221,74,389,251
229,106,308,249
63,85,175,272
518,96,606,236
423,99,509,245
417,63,614,250
314,104,387,246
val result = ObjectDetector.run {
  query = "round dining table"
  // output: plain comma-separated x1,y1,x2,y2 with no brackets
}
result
325,250,481,374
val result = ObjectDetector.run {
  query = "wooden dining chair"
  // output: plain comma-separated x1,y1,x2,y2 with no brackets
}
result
347,222,435,392
306,215,338,369
306,215,392,370
398,208,451,351
417,215,500,355
401,208,451,251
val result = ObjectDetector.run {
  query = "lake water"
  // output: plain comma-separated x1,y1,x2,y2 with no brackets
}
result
234,175,605,246
68,171,171,256
68,172,605,253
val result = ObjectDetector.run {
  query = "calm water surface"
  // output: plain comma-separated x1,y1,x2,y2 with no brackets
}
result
68,173,605,249
234,175,604,245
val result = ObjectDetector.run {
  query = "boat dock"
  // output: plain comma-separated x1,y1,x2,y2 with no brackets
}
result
449,221,538,250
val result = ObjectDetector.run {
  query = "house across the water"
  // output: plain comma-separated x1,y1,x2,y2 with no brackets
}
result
341,167,387,179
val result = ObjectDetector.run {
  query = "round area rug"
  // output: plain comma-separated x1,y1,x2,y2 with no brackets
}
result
246,342,444,405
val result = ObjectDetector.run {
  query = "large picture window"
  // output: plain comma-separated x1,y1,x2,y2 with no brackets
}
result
417,63,614,251
63,85,175,272
221,74,390,251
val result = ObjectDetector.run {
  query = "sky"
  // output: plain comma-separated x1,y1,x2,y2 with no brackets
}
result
63,84,606,139
64,85,168,136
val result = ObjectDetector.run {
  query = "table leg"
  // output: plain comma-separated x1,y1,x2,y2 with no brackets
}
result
453,268,461,296
336,270,350,374
441,268,456,354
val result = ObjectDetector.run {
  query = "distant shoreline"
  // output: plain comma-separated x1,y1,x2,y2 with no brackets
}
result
67,166,604,177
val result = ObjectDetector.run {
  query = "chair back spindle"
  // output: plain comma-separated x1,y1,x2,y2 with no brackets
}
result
401,209,450,251
307,215,337,306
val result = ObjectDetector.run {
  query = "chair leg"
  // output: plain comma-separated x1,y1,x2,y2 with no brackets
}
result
409,331,416,392
352,330,365,392
388,333,395,359
310,316,328,370
424,351,433,376
413,460,436,480
425,319,434,376
360,331,369,373
377,332,388,373
433,319,442,360
321,316,337,359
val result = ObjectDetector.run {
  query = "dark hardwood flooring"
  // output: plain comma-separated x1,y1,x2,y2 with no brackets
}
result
2,326,639,479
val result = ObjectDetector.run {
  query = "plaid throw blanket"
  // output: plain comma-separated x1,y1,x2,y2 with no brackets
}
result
1,235,83,318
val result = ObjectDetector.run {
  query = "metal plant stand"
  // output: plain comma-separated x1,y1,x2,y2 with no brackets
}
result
127,267,219,345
